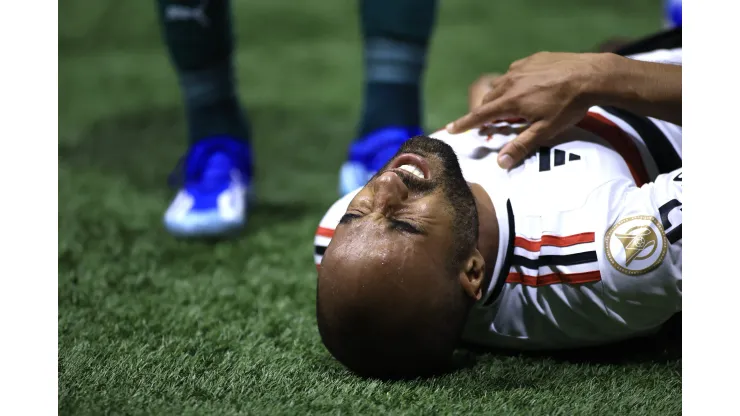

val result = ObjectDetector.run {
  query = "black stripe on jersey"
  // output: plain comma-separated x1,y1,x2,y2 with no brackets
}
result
667,224,682,244
482,199,515,307
554,149,566,166
659,198,683,244
601,106,681,174
315,245,327,256
539,147,551,172
512,251,598,270
614,27,681,57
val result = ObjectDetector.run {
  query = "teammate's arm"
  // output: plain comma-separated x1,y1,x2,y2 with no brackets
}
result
589,55,681,126
447,52,681,169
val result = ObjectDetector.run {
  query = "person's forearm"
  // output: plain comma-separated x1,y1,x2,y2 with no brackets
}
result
588,53,682,125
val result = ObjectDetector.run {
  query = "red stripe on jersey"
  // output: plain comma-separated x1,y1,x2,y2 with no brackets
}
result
577,112,649,187
514,232,595,251
316,227,335,238
506,270,602,287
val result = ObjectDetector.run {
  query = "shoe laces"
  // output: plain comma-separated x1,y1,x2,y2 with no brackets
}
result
167,137,251,188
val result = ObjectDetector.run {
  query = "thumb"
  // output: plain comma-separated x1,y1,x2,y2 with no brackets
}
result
497,120,554,169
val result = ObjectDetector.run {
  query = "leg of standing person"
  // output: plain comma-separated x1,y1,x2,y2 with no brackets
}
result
156,0,253,238
339,0,439,195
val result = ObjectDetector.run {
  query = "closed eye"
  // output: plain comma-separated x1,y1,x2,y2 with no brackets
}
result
390,220,424,235
340,213,425,235
339,213,361,225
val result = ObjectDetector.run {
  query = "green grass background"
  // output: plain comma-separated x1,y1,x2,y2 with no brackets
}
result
59,0,680,414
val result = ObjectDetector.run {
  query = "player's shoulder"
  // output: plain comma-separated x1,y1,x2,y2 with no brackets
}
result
428,122,528,153
427,127,478,151
584,168,682,284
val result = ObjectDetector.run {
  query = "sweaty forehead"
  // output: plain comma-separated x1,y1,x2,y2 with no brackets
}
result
325,222,449,277
331,223,424,263
321,234,451,312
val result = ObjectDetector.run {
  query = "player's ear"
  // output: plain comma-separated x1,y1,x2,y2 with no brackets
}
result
458,249,486,301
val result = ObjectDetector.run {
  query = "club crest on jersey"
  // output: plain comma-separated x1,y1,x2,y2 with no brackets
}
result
605,215,667,275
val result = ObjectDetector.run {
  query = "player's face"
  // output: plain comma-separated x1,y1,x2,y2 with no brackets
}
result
317,137,480,373
333,169,457,278
331,137,479,276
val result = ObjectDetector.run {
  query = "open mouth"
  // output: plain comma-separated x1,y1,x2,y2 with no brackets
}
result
386,153,431,180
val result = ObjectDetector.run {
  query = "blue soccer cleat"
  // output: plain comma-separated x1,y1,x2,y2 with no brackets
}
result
339,126,423,196
664,0,682,28
164,136,253,238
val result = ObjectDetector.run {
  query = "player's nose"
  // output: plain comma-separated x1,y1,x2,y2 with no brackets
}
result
372,171,409,213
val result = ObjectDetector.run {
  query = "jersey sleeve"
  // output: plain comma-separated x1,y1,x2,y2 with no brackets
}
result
313,189,360,270
594,167,682,332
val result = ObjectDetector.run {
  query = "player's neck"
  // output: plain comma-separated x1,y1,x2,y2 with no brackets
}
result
469,182,499,280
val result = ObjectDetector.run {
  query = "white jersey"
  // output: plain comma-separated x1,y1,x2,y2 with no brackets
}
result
314,49,682,350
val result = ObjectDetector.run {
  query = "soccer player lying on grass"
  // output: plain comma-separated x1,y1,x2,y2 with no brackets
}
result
313,48,682,379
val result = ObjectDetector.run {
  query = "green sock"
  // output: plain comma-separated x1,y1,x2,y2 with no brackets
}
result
156,0,250,144
358,0,438,136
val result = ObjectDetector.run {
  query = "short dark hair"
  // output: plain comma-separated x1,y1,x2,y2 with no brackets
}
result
316,272,471,379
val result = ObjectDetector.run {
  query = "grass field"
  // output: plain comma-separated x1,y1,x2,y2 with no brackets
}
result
59,1,681,414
